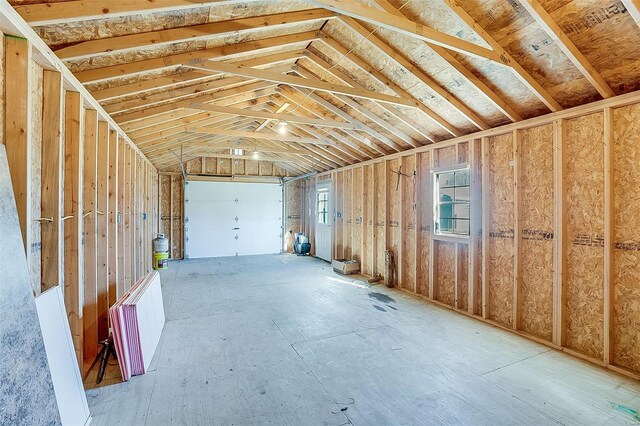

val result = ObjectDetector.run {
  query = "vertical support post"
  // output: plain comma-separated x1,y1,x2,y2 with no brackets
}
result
96,121,109,341
454,243,459,309
512,129,522,330
372,165,378,275
169,175,174,259
107,129,118,308
398,159,405,287
63,91,84,366
603,107,614,364
552,119,567,346
383,160,388,281
481,137,490,319
117,137,125,297
360,167,365,268
41,69,63,292
469,138,481,314
4,36,32,253
413,153,420,293
82,109,98,362
428,151,435,300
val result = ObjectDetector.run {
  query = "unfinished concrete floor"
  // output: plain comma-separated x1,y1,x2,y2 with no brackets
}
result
87,254,640,425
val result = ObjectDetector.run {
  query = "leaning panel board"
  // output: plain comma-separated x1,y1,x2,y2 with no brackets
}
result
519,124,554,341
565,113,605,360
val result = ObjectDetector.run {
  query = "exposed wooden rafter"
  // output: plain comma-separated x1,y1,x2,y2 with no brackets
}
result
13,0,255,25
441,0,562,112
54,9,334,60
516,0,614,98
188,127,333,146
307,0,505,63
188,102,360,130
185,58,417,107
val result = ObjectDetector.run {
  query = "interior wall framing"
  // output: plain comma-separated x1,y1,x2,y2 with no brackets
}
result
292,91,640,380
0,29,159,374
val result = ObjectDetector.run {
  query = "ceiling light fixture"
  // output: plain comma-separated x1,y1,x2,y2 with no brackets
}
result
278,121,288,135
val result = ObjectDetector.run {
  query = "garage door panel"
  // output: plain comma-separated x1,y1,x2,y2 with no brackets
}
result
185,181,282,259
186,200,237,221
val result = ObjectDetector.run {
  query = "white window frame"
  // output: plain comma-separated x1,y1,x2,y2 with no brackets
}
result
433,166,471,239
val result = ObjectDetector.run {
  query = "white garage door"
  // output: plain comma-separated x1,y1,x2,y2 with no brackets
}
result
184,180,283,258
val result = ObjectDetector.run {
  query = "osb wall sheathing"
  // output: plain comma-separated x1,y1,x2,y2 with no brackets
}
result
457,244,469,312
352,167,363,264
343,169,352,259
375,162,386,274
612,104,640,372
335,171,344,259
519,124,554,341
416,152,431,297
363,164,374,275
170,175,183,259
284,179,302,253
435,241,456,307
159,174,171,247
401,155,416,291
486,133,514,328
565,112,604,360
435,145,458,168
29,61,43,292
387,158,401,286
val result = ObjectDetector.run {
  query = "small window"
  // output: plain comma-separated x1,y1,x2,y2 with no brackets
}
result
434,168,470,237
231,148,244,156
317,190,329,224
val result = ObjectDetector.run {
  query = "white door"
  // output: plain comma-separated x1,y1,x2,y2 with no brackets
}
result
315,181,332,261
185,180,282,258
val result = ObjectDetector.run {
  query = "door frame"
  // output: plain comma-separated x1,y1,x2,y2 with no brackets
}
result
315,180,333,262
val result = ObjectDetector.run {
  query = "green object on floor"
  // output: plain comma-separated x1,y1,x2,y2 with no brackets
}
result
610,402,640,421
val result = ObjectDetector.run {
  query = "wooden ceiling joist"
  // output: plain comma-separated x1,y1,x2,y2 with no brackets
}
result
187,127,333,146
93,48,306,102
114,81,277,123
279,86,403,152
296,57,423,147
134,100,273,146
131,97,274,141
341,17,490,131
187,102,361,130
275,87,392,156
105,58,298,114
293,63,419,149
441,0,562,112
54,9,334,60
311,38,448,139
373,0,523,123
186,58,417,107
74,30,322,83
308,0,505,63
516,0,614,98
123,90,276,133
13,0,255,25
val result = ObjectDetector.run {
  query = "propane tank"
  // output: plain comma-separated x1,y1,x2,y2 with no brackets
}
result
153,234,169,270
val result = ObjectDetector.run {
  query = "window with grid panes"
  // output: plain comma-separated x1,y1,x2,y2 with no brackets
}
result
317,190,329,224
434,168,470,237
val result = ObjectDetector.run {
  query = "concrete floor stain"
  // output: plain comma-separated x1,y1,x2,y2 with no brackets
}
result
367,292,395,304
